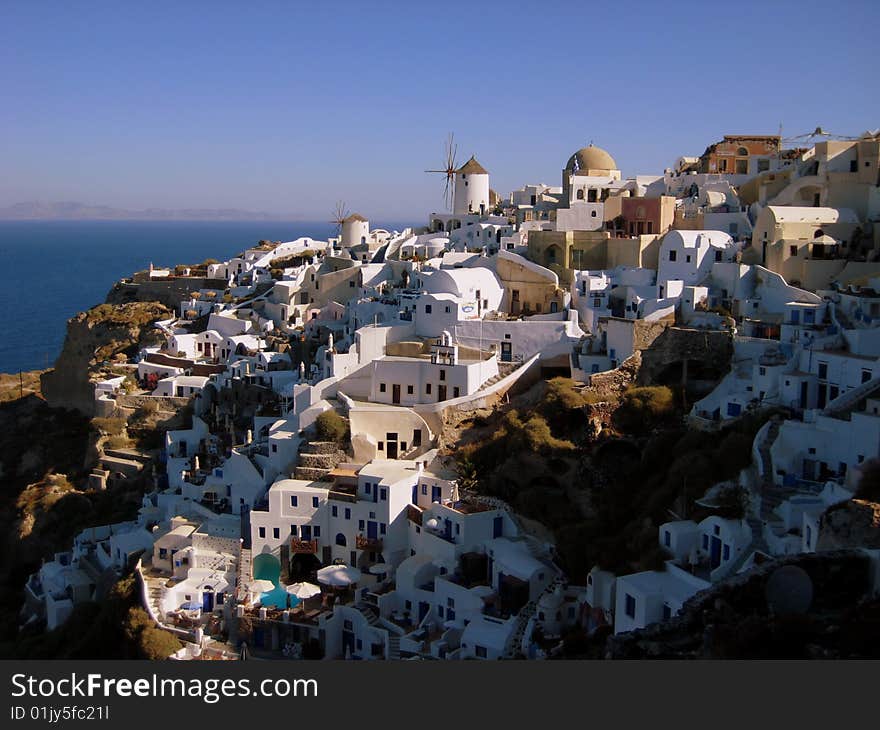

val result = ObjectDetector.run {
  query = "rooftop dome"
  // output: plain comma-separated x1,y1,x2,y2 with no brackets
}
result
565,144,617,174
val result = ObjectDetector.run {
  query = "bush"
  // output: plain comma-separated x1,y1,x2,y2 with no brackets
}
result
91,417,127,436
137,627,182,660
315,411,348,444
857,459,880,502
613,386,675,434
715,486,749,519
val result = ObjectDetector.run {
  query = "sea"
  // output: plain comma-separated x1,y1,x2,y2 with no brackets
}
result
0,219,414,374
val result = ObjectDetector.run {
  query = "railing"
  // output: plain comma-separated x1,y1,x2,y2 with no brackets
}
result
290,539,318,554
356,535,383,551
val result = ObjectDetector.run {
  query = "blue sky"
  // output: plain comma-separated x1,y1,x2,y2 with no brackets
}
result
1,0,878,220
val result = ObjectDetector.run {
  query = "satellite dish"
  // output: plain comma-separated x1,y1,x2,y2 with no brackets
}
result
765,565,813,615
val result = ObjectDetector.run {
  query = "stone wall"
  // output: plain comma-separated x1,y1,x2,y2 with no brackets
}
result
106,277,227,309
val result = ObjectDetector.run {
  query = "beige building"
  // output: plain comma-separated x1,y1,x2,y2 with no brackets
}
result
527,229,661,278
746,205,868,290
494,249,564,316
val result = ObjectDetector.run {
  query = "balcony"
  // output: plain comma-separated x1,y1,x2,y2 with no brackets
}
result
290,539,318,555
356,535,383,551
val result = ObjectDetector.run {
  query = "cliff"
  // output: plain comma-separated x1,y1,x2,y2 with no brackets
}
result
40,301,172,416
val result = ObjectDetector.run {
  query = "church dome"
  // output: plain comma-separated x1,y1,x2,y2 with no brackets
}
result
565,144,617,173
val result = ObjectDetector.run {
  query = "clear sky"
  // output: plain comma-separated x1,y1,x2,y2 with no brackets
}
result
2,0,878,220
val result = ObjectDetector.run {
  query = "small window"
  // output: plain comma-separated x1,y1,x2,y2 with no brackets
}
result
258,527,266,538
425,304,432,314
407,385,414,395
290,495,298,507
345,508,351,520
379,383,386,393
332,505,338,517
453,387,460,398
313,526,321,537
273,527,280,539
669,250,677,262
790,245,798,257
439,369,446,381
313,496,319,508
426,383,432,394
475,645,487,658
624,594,636,619
380,523,386,535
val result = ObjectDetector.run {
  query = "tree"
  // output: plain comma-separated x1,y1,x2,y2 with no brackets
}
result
315,411,348,444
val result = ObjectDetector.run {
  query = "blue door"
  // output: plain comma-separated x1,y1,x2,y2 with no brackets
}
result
202,590,214,612
493,516,504,538
710,537,722,569
367,521,378,540
791,310,800,325
301,525,311,540
431,486,441,503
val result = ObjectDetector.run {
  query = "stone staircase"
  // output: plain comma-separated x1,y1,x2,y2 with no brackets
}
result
294,440,346,481
236,548,252,600
388,635,401,660
358,603,381,626
503,600,537,659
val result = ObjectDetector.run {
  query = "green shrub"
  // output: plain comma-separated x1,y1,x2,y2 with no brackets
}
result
857,459,880,502
614,386,675,434
137,627,182,660
315,411,348,444
715,486,749,519
91,417,127,436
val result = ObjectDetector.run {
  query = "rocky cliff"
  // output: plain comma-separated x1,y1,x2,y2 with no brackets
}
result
40,301,172,416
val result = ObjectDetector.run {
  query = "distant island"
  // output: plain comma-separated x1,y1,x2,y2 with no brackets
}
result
0,201,301,221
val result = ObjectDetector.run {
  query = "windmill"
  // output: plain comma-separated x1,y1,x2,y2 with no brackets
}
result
425,132,459,211
781,126,860,147
330,200,350,237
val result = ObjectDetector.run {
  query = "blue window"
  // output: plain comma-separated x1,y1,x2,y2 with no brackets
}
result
447,597,455,608
290,524,297,535
359,520,365,530
290,495,298,507
664,531,671,547
345,508,351,520
313,527,321,537
365,483,371,494
258,527,266,538
421,484,427,496
332,505,338,517
624,594,636,619
273,528,280,539
312,497,319,508
380,488,387,501
723,544,730,561
380,523,386,535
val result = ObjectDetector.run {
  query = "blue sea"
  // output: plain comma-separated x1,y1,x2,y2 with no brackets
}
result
0,219,414,374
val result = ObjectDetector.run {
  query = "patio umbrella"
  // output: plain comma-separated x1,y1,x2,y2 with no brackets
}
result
247,579,275,594
286,582,321,600
317,564,362,587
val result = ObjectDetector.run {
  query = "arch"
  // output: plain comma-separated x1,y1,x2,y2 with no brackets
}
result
253,552,281,583
335,533,347,547
813,228,824,238
360,236,366,245
545,244,563,267
737,146,749,156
